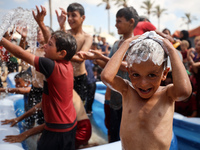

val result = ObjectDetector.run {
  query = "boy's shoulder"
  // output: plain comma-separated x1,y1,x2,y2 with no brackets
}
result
81,31,92,39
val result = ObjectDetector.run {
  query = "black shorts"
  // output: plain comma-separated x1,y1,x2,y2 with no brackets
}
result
74,74,88,102
25,86,44,128
37,126,77,150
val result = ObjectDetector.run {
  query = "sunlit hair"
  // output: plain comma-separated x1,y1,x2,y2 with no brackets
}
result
51,30,77,61
67,3,85,16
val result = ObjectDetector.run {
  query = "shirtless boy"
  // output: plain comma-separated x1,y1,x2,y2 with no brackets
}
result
101,31,192,150
56,3,93,102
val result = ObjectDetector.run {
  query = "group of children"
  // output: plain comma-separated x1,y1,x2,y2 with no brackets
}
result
0,2,197,150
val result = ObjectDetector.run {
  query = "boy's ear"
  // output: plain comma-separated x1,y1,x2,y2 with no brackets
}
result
59,50,67,58
130,18,135,27
81,15,85,22
161,67,170,81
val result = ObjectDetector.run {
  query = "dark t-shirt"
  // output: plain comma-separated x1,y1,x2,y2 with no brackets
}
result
34,56,76,132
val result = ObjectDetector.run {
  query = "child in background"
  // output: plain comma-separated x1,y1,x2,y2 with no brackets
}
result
0,30,77,150
187,42,200,117
180,40,189,70
0,71,31,97
101,31,192,150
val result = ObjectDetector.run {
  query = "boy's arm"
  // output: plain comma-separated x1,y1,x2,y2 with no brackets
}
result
163,39,192,101
1,102,42,127
55,8,67,32
101,37,137,93
78,50,128,71
0,37,35,66
32,5,51,43
3,123,45,143
0,87,31,94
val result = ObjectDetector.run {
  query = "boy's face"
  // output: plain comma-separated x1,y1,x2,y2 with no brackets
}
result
15,78,29,88
180,43,187,51
128,59,168,99
115,17,132,35
44,37,58,60
67,11,85,29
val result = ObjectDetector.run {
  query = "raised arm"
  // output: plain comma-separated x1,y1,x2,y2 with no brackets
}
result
32,5,51,43
0,37,35,66
55,7,67,31
163,39,192,101
101,37,137,93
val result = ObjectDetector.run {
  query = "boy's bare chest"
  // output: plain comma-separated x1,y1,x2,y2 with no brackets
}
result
122,93,173,125
74,35,85,52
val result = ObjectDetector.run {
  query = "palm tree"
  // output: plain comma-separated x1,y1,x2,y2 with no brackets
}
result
49,0,52,28
152,5,167,31
97,0,111,33
113,0,129,7
140,0,154,20
181,13,197,30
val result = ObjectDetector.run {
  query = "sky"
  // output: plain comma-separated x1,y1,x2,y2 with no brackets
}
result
0,0,200,40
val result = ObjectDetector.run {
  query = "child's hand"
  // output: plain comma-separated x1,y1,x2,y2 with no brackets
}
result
3,134,26,143
55,8,67,28
126,35,140,43
162,38,175,54
1,118,19,127
32,5,46,25
77,50,102,60
16,26,27,38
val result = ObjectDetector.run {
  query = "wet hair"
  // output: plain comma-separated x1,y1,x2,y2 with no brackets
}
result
116,6,139,29
14,71,32,83
67,3,85,16
51,30,77,61
127,39,168,69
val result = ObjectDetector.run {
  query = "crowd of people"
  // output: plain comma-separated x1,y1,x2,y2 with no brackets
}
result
0,2,199,150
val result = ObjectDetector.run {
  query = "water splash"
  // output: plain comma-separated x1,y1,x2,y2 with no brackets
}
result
0,7,38,54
